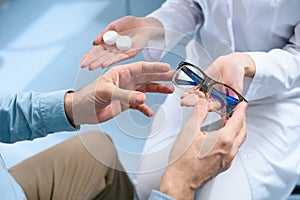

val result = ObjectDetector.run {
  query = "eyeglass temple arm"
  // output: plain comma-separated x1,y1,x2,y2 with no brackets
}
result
181,66,203,84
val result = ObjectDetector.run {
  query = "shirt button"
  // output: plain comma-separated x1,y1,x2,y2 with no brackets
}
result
222,39,231,46
243,153,251,159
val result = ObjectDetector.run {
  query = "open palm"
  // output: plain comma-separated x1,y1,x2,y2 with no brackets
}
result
80,16,164,70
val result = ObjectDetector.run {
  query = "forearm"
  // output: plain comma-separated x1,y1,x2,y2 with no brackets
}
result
140,17,165,39
64,91,75,126
148,0,203,37
158,168,195,200
0,90,76,143
143,0,203,61
244,23,300,101
244,48,300,101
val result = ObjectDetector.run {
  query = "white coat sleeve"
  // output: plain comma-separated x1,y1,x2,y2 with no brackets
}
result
244,23,300,101
142,0,203,61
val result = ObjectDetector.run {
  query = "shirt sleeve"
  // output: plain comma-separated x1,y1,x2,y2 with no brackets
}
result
243,22,300,101
0,90,77,143
142,0,204,61
148,190,175,200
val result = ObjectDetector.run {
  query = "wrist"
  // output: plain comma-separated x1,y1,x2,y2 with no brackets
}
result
159,166,195,200
140,17,164,39
243,54,256,78
64,91,75,127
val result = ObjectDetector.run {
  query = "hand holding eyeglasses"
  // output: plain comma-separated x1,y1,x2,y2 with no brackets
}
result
159,99,247,200
172,60,248,117
206,52,256,94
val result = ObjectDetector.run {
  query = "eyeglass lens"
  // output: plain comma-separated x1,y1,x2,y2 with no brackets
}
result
173,64,241,116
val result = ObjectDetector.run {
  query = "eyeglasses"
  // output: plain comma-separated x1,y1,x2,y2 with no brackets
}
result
172,61,247,117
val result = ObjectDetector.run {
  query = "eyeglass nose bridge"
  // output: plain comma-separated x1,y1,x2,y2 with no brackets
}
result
197,77,214,95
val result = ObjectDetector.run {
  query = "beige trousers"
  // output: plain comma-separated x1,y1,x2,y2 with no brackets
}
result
9,131,134,200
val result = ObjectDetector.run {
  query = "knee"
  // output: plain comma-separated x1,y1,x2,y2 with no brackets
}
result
80,130,114,146
78,131,118,167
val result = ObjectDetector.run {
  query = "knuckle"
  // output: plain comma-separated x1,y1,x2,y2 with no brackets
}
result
230,52,241,57
222,162,232,171
219,156,234,171
136,61,145,66
216,55,226,61
220,136,234,149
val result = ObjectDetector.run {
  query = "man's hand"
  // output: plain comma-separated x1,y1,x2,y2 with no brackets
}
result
206,52,256,94
65,61,174,125
159,99,247,200
80,16,164,70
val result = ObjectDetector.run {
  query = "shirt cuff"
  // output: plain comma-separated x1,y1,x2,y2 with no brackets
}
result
38,90,78,133
148,190,174,200
142,13,184,61
242,52,266,101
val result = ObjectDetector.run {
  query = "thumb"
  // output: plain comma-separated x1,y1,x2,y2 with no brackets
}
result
112,87,146,106
93,25,115,45
93,31,106,46
171,99,209,159
229,78,244,94
184,99,209,132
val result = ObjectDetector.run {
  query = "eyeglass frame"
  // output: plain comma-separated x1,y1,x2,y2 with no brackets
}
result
172,61,248,117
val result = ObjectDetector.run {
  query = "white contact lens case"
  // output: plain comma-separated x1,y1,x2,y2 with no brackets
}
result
116,35,132,51
103,30,119,45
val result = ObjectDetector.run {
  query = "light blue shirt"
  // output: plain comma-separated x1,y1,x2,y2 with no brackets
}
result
0,90,173,200
148,190,174,200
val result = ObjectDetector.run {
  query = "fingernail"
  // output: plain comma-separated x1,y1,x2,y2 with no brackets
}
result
148,110,154,117
167,85,174,91
135,93,143,103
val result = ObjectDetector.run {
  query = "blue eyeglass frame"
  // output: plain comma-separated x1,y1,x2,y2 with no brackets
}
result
173,61,247,117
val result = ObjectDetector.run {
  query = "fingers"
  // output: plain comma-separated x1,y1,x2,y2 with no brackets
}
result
221,119,246,171
136,83,174,94
226,101,247,155
89,52,124,70
93,48,141,69
180,91,221,112
209,101,247,157
180,90,205,107
80,45,107,69
128,61,171,75
111,88,156,117
111,87,146,106
169,99,209,162
223,101,247,138
183,99,209,132
130,104,154,117
112,84,174,115
101,54,129,69
126,62,173,85
81,50,128,70
135,70,175,84
93,25,112,45
80,46,141,70
92,31,105,46
199,101,247,159
228,120,246,156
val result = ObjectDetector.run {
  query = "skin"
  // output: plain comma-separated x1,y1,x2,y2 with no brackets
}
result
65,58,246,199
80,16,164,70
81,16,256,95
159,99,247,200
205,52,256,94
64,61,174,125
65,61,247,199
79,16,251,198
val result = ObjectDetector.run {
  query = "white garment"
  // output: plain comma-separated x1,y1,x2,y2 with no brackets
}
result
136,0,300,200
